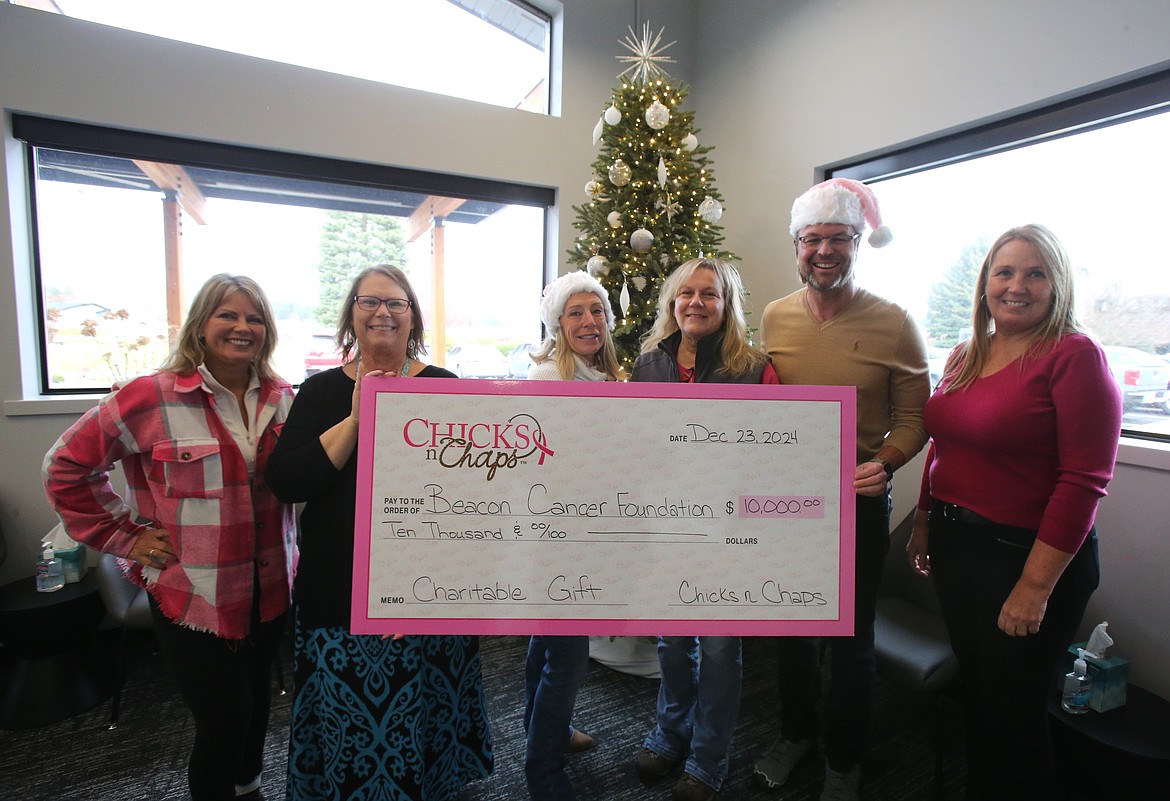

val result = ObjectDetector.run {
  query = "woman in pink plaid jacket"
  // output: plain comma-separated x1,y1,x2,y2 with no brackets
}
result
43,273,296,801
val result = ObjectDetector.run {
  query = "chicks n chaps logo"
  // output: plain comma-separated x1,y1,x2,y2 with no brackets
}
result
402,413,554,480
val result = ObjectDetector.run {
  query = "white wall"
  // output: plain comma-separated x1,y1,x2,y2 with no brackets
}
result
2,0,1169,699
688,0,1170,699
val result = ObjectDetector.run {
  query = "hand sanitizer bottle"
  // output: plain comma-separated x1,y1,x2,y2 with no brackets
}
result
36,542,65,592
1061,648,1093,714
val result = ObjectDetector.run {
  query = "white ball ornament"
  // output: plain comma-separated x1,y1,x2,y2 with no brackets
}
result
607,211,622,229
682,133,699,152
587,255,610,276
584,179,603,199
698,195,724,223
630,228,654,253
608,159,631,187
604,104,622,125
645,99,670,130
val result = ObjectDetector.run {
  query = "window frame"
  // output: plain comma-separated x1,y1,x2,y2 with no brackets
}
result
13,114,554,396
820,64,1170,444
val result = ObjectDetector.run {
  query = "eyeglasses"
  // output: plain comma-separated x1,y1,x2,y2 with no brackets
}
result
354,296,412,314
796,234,860,249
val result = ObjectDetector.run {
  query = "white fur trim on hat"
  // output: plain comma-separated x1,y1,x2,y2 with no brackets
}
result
540,270,616,333
789,177,893,248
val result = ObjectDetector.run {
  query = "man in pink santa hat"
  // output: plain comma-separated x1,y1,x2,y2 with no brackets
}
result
755,178,930,801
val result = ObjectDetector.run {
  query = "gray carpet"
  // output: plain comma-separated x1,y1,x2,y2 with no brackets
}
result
0,632,965,800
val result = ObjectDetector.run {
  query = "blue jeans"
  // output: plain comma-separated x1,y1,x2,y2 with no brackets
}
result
776,492,890,772
524,635,590,801
643,636,742,790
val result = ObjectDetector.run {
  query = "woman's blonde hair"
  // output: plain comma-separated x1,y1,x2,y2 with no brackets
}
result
944,224,1083,393
160,273,280,380
336,264,426,363
530,290,625,380
640,257,766,378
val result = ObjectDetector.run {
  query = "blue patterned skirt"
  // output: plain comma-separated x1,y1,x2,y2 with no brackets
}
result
287,618,493,801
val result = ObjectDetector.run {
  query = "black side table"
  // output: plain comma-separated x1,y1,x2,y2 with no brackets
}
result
1049,682,1170,798
0,572,111,728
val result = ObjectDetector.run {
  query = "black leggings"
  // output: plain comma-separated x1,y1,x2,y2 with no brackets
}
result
149,595,287,801
929,506,1098,801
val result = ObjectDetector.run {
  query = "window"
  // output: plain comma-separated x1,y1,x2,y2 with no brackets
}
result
15,115,551,393
10,0,553,114
828,67,1170,441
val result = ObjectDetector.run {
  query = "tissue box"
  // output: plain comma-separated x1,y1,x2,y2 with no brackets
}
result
1064,642,1129,712
53,542,88,583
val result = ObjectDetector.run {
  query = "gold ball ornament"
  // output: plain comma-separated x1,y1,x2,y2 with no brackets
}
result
609,159,632,187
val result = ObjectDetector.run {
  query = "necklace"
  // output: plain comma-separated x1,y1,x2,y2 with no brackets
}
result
400,357,411,377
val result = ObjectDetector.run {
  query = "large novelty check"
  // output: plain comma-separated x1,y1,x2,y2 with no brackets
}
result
351,377,856,637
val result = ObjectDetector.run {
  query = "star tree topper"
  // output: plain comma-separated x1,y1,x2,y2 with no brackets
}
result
617,22,676,84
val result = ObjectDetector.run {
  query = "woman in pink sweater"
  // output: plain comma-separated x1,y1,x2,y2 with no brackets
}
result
907,224,1121,801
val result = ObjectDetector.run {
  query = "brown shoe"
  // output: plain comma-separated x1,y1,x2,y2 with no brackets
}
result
672,773,716,801
566,729,595,753
635,748,680,784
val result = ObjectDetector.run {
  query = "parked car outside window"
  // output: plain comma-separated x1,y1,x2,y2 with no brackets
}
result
1101,345,1170,412
927,346,952,390
447,344,510,379
304,332,343,380
508,343,537,378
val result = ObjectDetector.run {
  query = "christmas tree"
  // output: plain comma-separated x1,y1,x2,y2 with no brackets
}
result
567,23,732,369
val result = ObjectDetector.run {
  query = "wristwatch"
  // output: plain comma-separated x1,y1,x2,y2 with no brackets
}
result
871,459,894,480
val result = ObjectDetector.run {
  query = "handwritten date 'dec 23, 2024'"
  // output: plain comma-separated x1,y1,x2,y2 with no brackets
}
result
672,423,799,445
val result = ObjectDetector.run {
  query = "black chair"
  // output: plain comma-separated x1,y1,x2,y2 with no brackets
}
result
875,511,960,801
95,551,154,729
